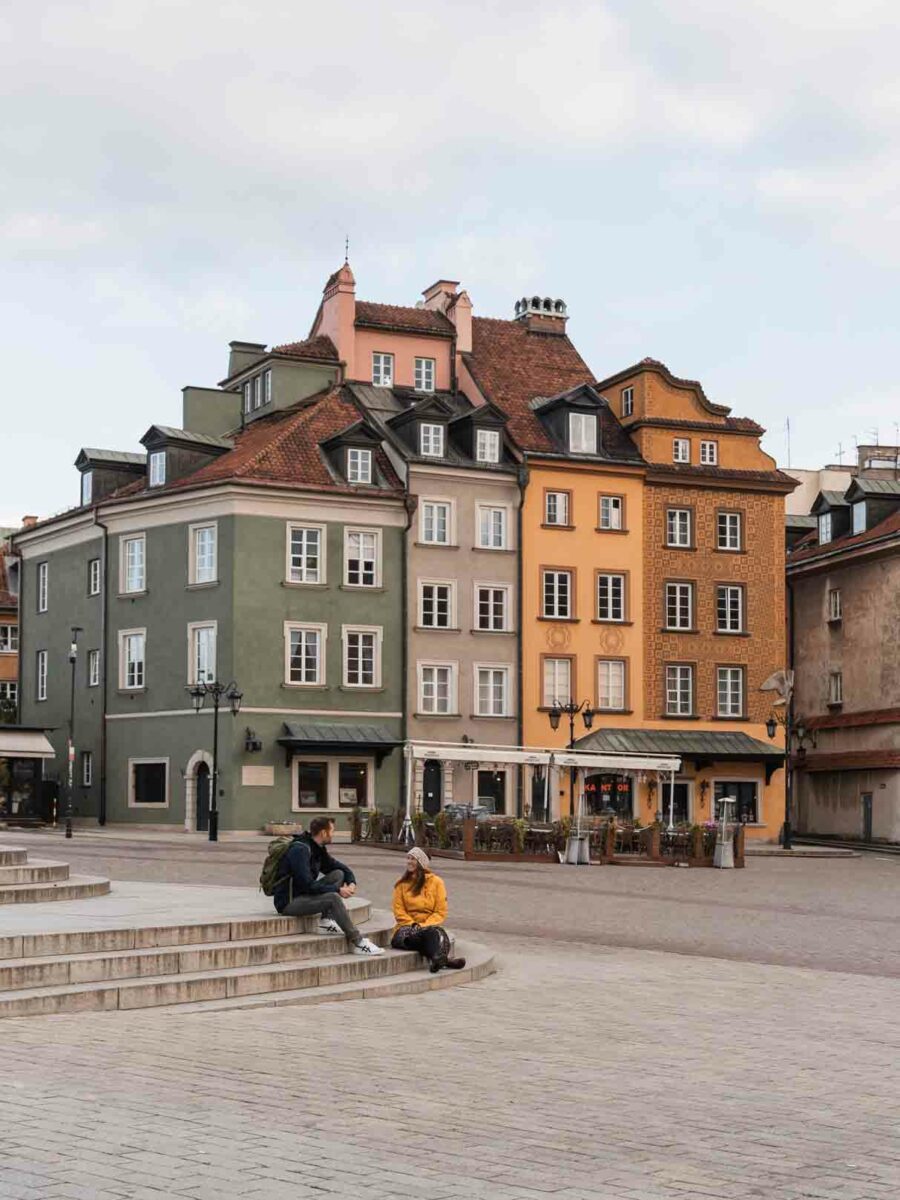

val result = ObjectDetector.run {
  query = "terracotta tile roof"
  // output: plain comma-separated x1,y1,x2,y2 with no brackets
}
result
271,335,340,363
647,463,797,488
354,301,454,337
627,415,765,435
788,508,900,564
102,390,403,505
467,317,598,452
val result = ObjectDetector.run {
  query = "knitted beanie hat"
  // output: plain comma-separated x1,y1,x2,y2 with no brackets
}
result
407,846,431,870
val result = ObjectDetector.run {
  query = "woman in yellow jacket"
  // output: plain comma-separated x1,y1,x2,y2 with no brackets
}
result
391,846,466,973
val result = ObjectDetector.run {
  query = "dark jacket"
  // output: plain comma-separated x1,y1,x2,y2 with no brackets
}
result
273,833,357,913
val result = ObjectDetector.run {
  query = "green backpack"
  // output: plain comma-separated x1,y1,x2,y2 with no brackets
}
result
259,836,296,897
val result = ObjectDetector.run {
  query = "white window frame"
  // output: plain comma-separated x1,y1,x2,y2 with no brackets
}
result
828,588,842,621
284,622,327,687
81,471,93,506
476,504,509,550
372,352,394,387
568,411,598,454
37,562,48,613
818,512,832,544
474,583,511,632
82,750,93,787
417,661,458,715
597,573,626,622
347,446,373,484
189,523,218,587
0,681,16,705
264,369,272,406
673,438,691,463
128,757,170,809
243,381,252,414
621,386,634,417
148,451,166,487
286,523,325,585
118,628,146,691
717,666,744,718
717,511,742,551
419,423,445,457
597,659,626,711
598,495,623,531
119,534,146,595
474,663,511,717
700,440,718,465
716,585,744,634
542,569,572,619
88,557,102,596
419,499,454,546
0,623,18,653
188,621,217,686
713,778,760,824
666,508,691,547
253,374,263,411
290,755,376,813
418,579,456,630
342,625,383,689
36,649,48,702
665,582,694,631
414,357,435,392
852,501,866,536
544,491,570,527
476,428,501,464
344,527,382,588
88,648,100,687
829,671,843,705
543,657,572,707
665,664,694,716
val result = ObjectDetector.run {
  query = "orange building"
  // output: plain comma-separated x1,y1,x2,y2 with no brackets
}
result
466,303,794,839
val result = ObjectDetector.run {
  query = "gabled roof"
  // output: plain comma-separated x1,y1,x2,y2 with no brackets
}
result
75,448,146,470
140,426,234,450
595,357,731,417
354,301,454,337
811,489,850,513
270,334,340,363
845,478,900,500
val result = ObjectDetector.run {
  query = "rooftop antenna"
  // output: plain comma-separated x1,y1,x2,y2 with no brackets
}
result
870,426,879,446
835,442,844,466
785,418,791,469
344,235,349,264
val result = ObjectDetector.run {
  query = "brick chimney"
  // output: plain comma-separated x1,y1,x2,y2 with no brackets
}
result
21,515,37,528
421,280,460,312
514,295,568,336
316,262,357,377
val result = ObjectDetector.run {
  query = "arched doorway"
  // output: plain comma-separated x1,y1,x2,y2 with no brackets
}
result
422,759,442,816
196,763,211,832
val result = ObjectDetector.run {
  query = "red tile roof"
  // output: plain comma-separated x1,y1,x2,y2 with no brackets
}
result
628,415,765,435
646,462,797,488
788,508,900,564
271,335,339,363
354,301,454,337
467,317,597,452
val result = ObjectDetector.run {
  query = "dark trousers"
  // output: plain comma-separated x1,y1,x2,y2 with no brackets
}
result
279,870,361,944
391,925,451,963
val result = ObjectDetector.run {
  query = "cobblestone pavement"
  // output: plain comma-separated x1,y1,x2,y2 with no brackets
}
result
4,835,900,1199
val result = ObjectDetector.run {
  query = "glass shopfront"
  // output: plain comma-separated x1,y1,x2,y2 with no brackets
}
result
584,772,633,818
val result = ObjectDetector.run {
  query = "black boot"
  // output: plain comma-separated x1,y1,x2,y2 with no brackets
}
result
429,955,447,974
446,957,466,970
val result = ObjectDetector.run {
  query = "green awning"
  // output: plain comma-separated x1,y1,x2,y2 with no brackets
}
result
575,728,784,782
277,722,401,765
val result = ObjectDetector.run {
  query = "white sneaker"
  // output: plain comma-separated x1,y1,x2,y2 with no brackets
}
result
352,937,385,956
316,918,343,935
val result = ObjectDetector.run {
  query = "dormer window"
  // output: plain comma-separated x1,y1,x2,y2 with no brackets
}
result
81,471,93,506
568,412,597,454
414,357,435,392
476,429,500,464
243,381,252,414
818,512,832,544
347,448,372,484
852,501,866,535
621,386,634,417
420,423,444,457
148,451,166,487
372,352,394,387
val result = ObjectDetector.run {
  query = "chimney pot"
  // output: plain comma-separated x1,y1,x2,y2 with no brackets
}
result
22,515,38,528
514,296,568,331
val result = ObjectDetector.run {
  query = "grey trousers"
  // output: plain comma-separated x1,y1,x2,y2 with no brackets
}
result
279,870,361,944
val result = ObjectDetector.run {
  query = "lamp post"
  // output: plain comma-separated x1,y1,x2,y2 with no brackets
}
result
188,680,243,842
766,707,815,851
65,626,83,839
547,699,595,820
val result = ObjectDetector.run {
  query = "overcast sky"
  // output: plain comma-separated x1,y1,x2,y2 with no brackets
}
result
2,1,898,526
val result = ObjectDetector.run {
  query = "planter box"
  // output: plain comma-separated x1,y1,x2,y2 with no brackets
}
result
263,823,304,836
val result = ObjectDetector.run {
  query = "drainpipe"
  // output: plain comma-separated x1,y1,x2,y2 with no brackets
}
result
515,462,528,817
400,492,416,817
95,512,110,826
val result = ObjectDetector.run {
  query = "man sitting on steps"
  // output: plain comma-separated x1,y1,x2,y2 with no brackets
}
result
273,816,384,956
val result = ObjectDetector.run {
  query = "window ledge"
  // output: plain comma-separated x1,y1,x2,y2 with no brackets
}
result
538,616,580,623
827,701,844,710
659,713,700,720
596,708,634,715
661,627,698,635
338,686,386,693
827,617,843,626
118,590,148,599
469,628,515,636
117,688,146,696
414,626,461,634
709,714,747,722
412,712,462,720
468,713,516,720
596,527,630,535
282,580,328,590
414,542,459,550
713,630,750,637
592,619,633,627
339,585,385,593
186,581,220,591
541,524,575,531
281,683,328,691
664,544,696,552
470,547,514,554
714,547,746,555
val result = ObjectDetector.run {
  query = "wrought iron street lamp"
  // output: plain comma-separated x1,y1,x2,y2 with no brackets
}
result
547,699,595,820
766,707,816,850
188,679,243,842
65,626,83,839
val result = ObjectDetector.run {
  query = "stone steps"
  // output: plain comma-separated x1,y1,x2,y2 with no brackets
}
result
0,875,111,905
0,847,27,866
0,859,71,885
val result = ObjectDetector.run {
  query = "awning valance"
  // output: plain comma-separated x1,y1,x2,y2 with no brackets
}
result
0,728,56,760
278,722,402,766
575,728,784,782
406,741,681,774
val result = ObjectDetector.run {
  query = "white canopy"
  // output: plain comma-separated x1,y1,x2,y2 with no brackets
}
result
406,741,680,773
0,729,56,760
